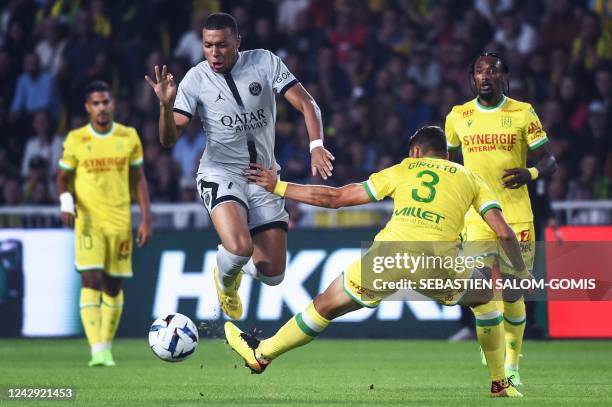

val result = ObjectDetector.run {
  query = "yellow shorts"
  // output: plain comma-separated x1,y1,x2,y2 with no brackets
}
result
75,226,133,277
342,251,473,308
463,218,535,273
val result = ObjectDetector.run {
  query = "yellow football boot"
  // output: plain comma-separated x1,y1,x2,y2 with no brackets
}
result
213,266,243,319
224,322,270,374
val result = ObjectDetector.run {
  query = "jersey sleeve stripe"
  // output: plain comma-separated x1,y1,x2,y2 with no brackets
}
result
58,160,75,171
528,136,549,150
479,201,502,216
130,158,144,167
363,180,378,202
279,79,299,96
173,108,192,119
447,143,460,151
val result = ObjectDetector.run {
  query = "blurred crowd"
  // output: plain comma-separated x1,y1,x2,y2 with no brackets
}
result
1,0,611,210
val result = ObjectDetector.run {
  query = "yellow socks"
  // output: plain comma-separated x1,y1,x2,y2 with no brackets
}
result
101,290,124,348
503,298,526,369
258,302,330,360
472,302,506,381
80,288,102,353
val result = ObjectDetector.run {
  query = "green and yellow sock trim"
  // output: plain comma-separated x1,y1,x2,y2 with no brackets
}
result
295,303,330,337
295,313,318,337
101,291,124,308
503,314,526,326
475,311,504,327
79,288,101,307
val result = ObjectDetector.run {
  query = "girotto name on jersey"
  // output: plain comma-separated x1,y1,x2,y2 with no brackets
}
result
220,109,269,132
462,133,517,152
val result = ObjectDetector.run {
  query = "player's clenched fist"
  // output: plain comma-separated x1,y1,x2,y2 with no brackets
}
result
144,65,176,106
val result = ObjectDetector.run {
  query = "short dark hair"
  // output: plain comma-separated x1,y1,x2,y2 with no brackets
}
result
84,81,111,101
204,12,238,34
408,126,448,155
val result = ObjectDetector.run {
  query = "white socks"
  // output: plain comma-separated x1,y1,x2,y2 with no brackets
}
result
216,245,250,290
243,258,285,286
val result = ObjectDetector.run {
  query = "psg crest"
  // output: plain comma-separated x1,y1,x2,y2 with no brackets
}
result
249,82,262,96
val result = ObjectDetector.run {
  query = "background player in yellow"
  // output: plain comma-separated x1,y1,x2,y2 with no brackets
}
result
445,52,557,384
227,126,532,397
56,81,152,367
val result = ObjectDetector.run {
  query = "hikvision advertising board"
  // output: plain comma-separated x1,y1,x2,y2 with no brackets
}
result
0,229,463,338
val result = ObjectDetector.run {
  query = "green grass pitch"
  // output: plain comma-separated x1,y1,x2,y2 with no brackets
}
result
1,338,611,406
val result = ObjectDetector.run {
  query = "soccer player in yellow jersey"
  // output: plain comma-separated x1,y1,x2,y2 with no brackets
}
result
445,52,557,384
226,126,530,397
56,81,152,367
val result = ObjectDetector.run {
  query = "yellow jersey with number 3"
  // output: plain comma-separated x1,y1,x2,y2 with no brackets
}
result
59,122,144,230
362,157,500,242
445,96,548,223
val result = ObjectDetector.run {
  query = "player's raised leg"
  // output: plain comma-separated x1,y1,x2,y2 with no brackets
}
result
225,273,361,373
79,271,104,367
243,227,287,286
210,202,253,319
241,183,289,286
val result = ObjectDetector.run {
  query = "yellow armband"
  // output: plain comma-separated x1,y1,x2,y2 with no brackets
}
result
528,167,539,180
273,180,288,197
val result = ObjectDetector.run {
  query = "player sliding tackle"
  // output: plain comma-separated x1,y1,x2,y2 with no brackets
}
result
226,126,532,397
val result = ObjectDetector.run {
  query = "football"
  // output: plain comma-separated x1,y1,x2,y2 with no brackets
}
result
148,313,199,362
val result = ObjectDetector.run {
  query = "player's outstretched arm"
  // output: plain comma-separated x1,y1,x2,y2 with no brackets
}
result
130,166,152,247
482,208,531,278
245,163,370,209
503,143,557,189
145,65,189,148
283,84,335,180
56,168,75,228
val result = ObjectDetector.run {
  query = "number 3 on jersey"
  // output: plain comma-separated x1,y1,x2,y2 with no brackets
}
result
411,170,439,203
